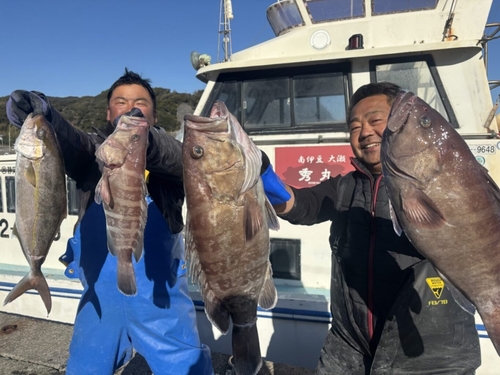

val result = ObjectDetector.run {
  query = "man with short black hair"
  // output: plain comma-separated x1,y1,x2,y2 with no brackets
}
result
6,69,214,375
261,82,481,374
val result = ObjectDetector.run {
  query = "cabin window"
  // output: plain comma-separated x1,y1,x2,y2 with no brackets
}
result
294,73,346,125
304,0,364,23
372,0,438,15
270,238,301,280
67,177,79,216
373,59,451,123
210,80,240,120
5,177,15,213
240,71,347,130
204,63,350,135
243,78,291,129
267,0,304,36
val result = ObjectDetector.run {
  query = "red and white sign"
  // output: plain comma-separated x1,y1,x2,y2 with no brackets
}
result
275,145,355,188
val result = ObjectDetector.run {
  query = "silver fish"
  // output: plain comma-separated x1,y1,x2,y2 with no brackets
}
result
183,101,279,375
4,113,67,314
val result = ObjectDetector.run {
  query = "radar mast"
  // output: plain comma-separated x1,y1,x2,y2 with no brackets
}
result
218,0,234,62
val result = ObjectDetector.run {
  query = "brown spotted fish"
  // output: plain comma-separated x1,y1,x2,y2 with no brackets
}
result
183,101,279,375
95,111,149,296
381,91,500,355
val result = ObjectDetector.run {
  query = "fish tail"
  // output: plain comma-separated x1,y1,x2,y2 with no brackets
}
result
117,253,137,296
3,271,52,315
232,321,262,375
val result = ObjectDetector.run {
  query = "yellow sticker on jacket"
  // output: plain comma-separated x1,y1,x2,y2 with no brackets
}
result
426,277,444,299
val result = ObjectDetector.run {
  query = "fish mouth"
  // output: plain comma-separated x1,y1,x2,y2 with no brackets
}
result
185,102,233,136
104,163,121,170
185,114,229,134
387,91,416,133
120,115,149,128
209,101,229,119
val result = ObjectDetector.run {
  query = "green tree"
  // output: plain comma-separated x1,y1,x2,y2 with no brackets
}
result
0,88,203,148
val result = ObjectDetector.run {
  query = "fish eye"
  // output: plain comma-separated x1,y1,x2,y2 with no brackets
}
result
191,145,204,159
36,129,45,139
420,116,431,128
131,134,140,142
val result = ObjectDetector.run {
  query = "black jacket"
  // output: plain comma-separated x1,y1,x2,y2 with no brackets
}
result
49,108,184,234
281,159,481,374
279,157,478,360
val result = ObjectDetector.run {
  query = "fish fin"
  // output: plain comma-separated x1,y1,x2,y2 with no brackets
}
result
232,321,262,375
132,241,143,262
94,177,103,204
436,269,476,315
24,161,37,187
265,198,280,231
184,220,194,262
95,174,113,208
401,188,447,228
258,264,278,309
185,219,202,284
117,250,137,296
12,224,19,240
389,199,403,236
228,111,262,195
3,271,52,315
185,219,231,333
244,197,264,242
204,290,230,334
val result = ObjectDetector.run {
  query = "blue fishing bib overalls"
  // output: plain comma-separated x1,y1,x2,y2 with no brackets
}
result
60,197,213,375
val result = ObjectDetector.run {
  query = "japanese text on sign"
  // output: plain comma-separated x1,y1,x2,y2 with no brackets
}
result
275,145,355,188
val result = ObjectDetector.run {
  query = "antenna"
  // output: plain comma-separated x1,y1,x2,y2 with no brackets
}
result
218,0,234,62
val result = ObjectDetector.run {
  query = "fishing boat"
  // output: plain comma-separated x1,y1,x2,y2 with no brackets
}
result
0,0,499,372
190,0,500,371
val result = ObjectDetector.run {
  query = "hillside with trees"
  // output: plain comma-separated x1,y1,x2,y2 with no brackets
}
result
0,88,203,147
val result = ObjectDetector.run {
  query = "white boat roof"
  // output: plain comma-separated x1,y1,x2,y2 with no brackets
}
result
197,0,492,80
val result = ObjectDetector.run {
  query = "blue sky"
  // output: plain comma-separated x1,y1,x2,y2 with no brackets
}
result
1,0,500,99
0,0,274,97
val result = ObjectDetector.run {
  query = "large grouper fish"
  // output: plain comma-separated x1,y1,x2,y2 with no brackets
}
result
94,109,149,296
381,91,500,355
3,113,67,314
183,101,279,375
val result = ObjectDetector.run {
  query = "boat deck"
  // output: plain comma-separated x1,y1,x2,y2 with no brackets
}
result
0,311,314,375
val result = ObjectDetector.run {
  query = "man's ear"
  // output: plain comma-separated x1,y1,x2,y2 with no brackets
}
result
106,107,111,122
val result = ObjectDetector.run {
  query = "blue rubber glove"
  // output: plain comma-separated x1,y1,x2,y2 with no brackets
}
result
6,90,51,128
260,150,291,205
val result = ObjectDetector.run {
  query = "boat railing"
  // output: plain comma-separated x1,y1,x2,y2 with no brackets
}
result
482,22,500,88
